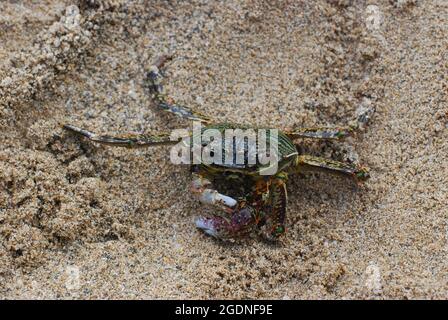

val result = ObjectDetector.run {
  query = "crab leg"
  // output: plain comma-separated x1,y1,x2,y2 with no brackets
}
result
295,155,369,181
258,176,288,241
285,126,355,140
286,104,375,140
63,124,180,147
146,55,211,123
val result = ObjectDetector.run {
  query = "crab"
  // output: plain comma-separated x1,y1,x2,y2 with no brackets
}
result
63,55,370,241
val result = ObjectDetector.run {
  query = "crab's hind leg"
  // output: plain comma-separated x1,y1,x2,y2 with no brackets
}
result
285,126,355,140
146,55,211,123
295,155,369,181
191,172,257,239
63,124,182,148
286,105,375,140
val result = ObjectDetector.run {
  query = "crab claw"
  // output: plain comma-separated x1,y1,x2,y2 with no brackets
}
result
195,217,223,238
195,206,256,239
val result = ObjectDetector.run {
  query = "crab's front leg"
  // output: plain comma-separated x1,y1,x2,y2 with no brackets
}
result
191,172,257,239
195,205,256,239
190,173,237,213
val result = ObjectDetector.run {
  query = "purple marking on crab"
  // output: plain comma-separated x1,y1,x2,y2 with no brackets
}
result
195,217,220,238
195,206,256,239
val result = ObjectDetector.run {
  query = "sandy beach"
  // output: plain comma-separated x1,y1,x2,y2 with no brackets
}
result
0,0,447,299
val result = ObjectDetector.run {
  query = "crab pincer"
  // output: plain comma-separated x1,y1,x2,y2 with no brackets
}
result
195,204,256,240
